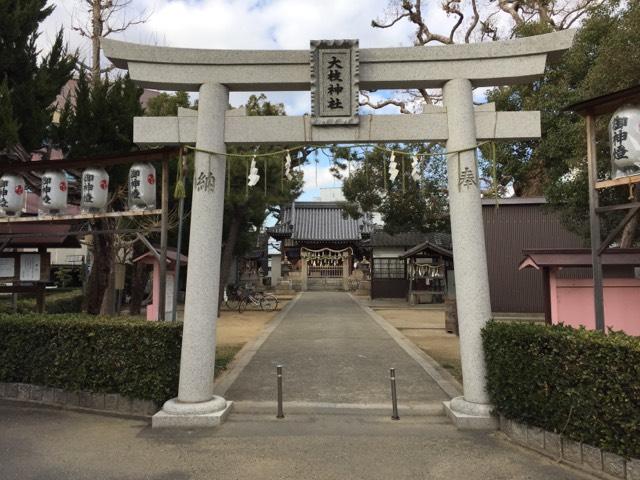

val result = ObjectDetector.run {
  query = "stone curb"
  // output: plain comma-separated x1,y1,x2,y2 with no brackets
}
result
0,382,158,419
500,416,638,480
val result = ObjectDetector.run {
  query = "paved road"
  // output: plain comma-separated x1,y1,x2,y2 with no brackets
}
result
0,401,592,480
224,292,448,407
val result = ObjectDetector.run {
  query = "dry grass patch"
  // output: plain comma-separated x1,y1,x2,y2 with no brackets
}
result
375,308,462,382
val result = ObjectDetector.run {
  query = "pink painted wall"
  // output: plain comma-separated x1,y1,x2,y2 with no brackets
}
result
550,272,640,336
146,263,175,322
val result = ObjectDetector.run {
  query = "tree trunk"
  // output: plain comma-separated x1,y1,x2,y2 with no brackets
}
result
85,220,113,314
218,209,244,313
91,0,102,84
620,187,640,248
100,264,116,315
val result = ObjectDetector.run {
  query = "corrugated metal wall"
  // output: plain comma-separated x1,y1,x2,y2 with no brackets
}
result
483,203,586,313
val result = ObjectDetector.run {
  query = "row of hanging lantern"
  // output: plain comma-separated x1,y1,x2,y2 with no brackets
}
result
0,162,156,218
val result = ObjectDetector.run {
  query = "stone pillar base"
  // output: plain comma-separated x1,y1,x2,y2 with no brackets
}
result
152,396,233,428
443,396,498,430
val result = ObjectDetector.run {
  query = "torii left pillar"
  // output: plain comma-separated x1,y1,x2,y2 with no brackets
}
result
153,83,233,427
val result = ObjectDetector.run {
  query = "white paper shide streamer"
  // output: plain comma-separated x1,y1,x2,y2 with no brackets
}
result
411,155,421,181
388,151,399,182
284,151,293,180
247,156,260,187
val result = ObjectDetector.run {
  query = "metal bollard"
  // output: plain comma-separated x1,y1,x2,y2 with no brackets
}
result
390,367,400,420
276,364,284,419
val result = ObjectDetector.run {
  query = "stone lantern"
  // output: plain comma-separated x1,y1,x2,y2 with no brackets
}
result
281,255,291,277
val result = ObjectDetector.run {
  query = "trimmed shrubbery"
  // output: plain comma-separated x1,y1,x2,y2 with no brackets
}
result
0,289,84,314
42,290,84,314
482,321,640,458
0,314,182,404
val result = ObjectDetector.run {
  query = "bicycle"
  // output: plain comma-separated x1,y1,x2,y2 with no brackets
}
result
224,285,243,311
238,289,279,313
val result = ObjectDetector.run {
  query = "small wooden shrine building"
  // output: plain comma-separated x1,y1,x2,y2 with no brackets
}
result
267,201,372,290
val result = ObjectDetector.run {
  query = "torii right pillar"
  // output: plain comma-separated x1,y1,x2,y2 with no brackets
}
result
442,78,497,429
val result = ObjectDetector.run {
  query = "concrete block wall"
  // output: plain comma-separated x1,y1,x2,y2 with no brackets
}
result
500,416,639,480
0,382,158,418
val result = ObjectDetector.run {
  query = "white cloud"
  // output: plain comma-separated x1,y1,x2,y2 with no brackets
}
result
40,0,520,116
301,159,340,191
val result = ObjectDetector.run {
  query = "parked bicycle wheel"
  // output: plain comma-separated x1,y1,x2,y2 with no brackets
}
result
260,294,278,312
238,298,248,313
224,286,241,311
225,297,240,311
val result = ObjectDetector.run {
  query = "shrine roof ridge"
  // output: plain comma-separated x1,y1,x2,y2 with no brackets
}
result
267,201,371,242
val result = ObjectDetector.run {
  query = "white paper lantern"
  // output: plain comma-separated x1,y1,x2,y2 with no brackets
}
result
128,162,156,210
81,167,109,213
609,104,640,179
40,170,68,215
0,174,26,217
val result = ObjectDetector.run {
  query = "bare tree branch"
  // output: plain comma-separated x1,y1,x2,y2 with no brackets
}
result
359,91,412,114
465,0,480,43
495,0,525,26
73,0,149,81
371,12,410,28
442,1,465,43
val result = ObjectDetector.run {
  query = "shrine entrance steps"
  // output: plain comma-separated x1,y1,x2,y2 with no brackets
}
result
216,291,454,417
306,278,345,291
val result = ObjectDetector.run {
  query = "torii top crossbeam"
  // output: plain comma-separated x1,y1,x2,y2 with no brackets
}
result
103,30,575,92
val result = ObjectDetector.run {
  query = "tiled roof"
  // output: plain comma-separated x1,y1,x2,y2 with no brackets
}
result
366,229,452,249
399,239,453,259
267,202,372,242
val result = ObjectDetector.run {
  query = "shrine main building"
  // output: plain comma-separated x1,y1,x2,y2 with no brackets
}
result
267,201,372,291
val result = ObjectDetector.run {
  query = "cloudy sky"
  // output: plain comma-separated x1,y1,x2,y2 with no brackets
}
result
40,0,498,198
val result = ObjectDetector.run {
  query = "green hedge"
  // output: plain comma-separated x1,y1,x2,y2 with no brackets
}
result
44,291,84,314
0,290,84,314
482,321,640,458
0,314,182,404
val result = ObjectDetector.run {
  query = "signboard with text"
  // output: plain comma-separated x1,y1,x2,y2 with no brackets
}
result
0,252,50,283
310,39,359,126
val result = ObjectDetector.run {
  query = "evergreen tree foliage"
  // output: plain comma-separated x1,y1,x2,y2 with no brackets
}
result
55,69,143,160
334,144,449,234
145,91,191,117
0,0,75,160
485,0,640,242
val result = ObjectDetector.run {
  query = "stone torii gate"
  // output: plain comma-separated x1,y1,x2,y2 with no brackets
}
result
103,30,575,429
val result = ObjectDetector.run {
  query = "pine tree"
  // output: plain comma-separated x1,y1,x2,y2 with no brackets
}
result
0,0,75,161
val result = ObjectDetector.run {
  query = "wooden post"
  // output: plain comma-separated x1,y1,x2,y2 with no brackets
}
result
36,247,46,314
586,113,605,332
300,251,308,291
342,251,350,291
36,283,45,314
158,156,169,321
542,267,552,325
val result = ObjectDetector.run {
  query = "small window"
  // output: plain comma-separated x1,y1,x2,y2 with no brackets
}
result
373,258,405,279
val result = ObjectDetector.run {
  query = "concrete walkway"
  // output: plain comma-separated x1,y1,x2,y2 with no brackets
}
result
222,291,449,411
